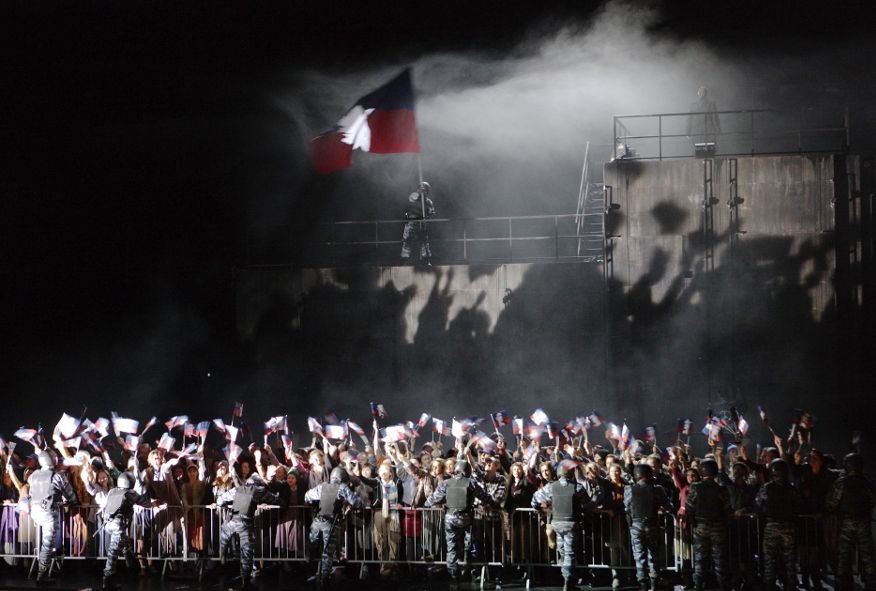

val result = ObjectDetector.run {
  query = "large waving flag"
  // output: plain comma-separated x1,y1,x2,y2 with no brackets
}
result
311,69,420,174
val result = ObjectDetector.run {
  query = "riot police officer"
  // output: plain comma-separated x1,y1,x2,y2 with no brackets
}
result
424,460,499,586
825,453,874,591
99,471,152,590
304,467,364,587
29,450,78,584
684,458,730,591
756,459,801,591
624,463,674,591
216,473,284,590
531,461,589,591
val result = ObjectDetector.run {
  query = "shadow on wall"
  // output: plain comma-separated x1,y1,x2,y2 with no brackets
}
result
241,207,838,447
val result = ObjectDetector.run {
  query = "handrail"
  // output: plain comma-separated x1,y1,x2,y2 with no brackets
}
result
575,141,592,256
247,213,608,267
613,107,848,160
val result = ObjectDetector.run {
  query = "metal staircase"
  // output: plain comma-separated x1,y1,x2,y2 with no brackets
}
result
575,142,607,262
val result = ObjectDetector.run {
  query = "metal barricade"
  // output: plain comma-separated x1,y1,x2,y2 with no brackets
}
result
727,514,762,586
509,509,676,572
2,501,871,585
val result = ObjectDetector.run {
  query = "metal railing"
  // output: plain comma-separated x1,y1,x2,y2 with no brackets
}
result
613,108,849,161
0,503,867,583
249,214,607,268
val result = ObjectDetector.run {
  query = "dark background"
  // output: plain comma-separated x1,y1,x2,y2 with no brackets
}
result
1,1,874,448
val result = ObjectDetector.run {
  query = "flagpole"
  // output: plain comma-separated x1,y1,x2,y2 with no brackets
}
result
417,152,426,221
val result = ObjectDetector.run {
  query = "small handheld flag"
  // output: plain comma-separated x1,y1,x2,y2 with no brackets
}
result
370,402,387,420
158,433,176,452
56,413,81,439
142,417,159,434
588,411,605,428
512,417,524,437
531,409,550,426
307,417,323,434
124,435,140,452
112,416,139,435
165,416,188,431
324,424,347,441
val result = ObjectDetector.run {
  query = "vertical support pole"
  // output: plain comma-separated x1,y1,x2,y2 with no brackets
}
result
750,111,756,156
613,116,618,160
658,114,663,160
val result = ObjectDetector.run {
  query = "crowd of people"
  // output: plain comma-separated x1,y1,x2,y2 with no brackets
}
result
0,405,872,591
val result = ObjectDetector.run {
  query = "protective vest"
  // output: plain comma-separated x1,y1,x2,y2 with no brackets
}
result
763,481,795,522
445,477,469,511
405,198,434,219
837,475,874,518
691,480,726,521
551,481,575,522
319,483,341,518
104,488,129,518
629,483,656,520
232,484,257,517
30,470,54,506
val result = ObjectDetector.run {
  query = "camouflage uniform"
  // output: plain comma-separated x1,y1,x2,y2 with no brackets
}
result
28,460,79,583
304,473,364,586
217,475,284,587
531,474,589,586
624,467,674,589
685,476,731,590
99,474,151,589
425,463,498,583
756,465,800,591
825,468,875,589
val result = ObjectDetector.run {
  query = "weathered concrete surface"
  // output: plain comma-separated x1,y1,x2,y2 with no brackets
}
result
604,154,836,321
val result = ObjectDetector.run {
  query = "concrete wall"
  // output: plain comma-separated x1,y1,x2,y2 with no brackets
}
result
605,154,835,321
232,154,845,448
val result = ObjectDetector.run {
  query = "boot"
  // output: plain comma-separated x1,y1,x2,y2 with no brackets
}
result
35,570,56,586
564,577,578,591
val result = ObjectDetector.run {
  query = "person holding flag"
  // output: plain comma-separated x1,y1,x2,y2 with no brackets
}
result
400,180,436,266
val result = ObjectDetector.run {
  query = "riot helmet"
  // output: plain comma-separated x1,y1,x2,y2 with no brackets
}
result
769,458,789,483
699,458,719,479
633,462,653,481
329,467,348,484
843,453,864,476
38,451,55,469
116,472,134,490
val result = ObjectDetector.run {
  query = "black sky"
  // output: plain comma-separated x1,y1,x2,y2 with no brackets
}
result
1,0,874,431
